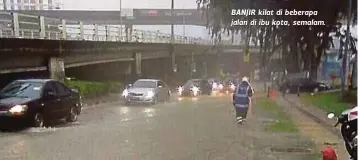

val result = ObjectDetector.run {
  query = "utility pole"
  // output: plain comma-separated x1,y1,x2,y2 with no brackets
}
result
340,0,352,101
170,0,176,72
3,0,7,10
119,0,123,41
182,14,186,39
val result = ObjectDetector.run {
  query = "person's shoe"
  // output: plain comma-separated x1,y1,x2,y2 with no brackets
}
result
236,117,243,123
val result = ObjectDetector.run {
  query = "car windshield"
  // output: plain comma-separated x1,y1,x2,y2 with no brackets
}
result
208,79,220,83
224,80,233,85
0,81,43,99
133,80,156,88
184,79,200,87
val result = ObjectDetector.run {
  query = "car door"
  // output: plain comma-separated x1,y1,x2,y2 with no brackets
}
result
41,82,62,119
306,81,319,91
53,81,72,118
299,79,312,92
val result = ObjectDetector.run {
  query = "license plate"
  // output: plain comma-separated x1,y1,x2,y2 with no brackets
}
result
131,97,140,100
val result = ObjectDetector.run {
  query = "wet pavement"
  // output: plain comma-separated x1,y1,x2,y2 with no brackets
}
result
0,94,317,160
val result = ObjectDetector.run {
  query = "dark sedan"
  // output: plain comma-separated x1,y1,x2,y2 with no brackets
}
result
279,78,332,93
219,80,236,93
0,79,82,128
178,79,212,97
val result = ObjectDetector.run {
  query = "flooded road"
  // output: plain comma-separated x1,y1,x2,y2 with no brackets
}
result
0,95,318,160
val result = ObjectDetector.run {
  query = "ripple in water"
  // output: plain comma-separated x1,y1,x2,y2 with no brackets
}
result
24,127,57,133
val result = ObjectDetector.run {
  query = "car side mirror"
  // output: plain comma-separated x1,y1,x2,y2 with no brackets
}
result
126,84,132,89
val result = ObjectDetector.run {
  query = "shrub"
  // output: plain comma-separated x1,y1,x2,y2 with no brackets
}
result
64,79,122,99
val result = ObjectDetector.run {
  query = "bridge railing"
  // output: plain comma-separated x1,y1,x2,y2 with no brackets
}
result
0,11,236,45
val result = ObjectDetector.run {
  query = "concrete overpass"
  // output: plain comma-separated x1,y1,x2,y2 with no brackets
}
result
0,11,260,86
11,9,207,25
0,37,260,74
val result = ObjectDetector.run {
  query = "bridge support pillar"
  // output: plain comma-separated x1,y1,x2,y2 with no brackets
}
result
12,12,20,37
132,52,142,76
125,24,133,42
48,57,65,82
39,16,45,39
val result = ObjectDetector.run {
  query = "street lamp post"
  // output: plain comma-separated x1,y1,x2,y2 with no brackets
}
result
3,0,7,10
119,0,123,41
171,0,176,72
182,15,186,40
340,0,352,100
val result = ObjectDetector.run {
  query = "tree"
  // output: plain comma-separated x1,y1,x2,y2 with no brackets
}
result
197,0,357,80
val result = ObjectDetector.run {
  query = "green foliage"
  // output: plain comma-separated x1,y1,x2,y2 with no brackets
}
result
196,0,357,75
258,98,298,132
301,91,354,115
64,79,122,99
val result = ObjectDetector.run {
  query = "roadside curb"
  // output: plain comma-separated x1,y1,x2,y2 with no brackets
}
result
281,95,342,138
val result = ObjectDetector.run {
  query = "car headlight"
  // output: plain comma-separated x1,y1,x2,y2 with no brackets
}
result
191,86,199,92
212,83,218,89
147,91,154,97
178,86,183,93
122,89,128,97
9,105,28,114
230,84,236,90
319,84,329,89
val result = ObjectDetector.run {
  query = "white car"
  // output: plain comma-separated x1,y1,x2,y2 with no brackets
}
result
122,79,170,105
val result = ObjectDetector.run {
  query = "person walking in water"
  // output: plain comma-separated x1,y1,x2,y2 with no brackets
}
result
233,76,254,123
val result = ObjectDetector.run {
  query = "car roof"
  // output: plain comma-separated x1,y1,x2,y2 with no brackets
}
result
136,79,160,82
15,79,54,83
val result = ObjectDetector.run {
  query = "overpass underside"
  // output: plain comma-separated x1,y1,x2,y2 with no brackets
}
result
0,53,255,86
0,38,258,86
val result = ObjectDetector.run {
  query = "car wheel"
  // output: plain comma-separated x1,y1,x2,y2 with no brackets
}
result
33,112,44,127
66,106,78,122
313,87,319,93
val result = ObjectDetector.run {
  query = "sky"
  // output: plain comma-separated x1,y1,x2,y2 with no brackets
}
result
62,0,212,39
61,0,357,41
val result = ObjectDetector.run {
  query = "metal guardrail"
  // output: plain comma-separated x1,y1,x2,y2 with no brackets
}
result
0,11,236,45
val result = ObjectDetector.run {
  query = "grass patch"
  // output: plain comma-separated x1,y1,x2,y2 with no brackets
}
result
301,91,355,115
258,98,298,132
302,152,322,160
65,79,123,98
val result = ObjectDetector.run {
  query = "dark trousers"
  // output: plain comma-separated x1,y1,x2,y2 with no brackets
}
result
234,105,249,119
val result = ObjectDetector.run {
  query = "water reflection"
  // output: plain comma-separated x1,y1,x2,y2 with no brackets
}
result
143,108,156,118
6,140,27,159
191,97,199,101
119,107,129,115
121,118,130,122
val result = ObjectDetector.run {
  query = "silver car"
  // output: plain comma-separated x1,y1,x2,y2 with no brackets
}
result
122,79,171,105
